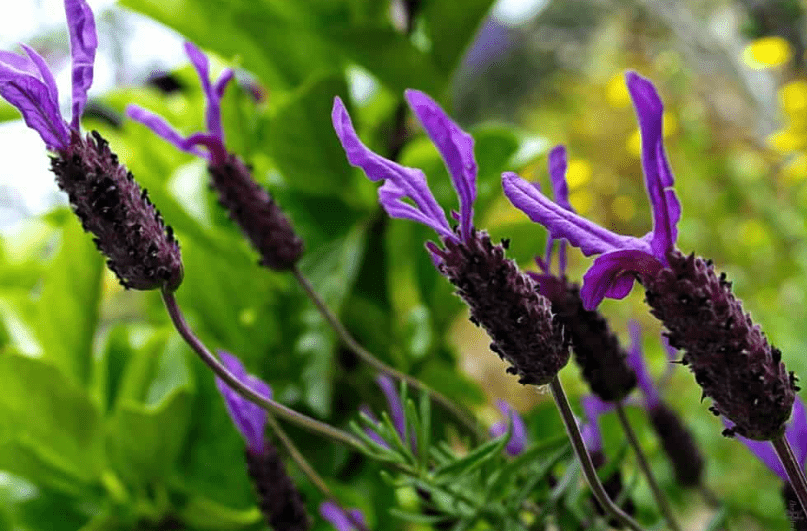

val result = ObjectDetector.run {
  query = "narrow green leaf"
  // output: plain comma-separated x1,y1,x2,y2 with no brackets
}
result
432,430,508,483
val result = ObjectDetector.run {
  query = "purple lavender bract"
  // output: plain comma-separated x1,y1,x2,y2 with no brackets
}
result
332,91,567,386
502,71,796,440
489,400,527,456
0,0,182,291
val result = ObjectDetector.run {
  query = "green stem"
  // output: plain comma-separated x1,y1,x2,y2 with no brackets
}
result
292,267,485,441
161,289,366,453
615,403,681,531
548,377,645,531
772,433,807,516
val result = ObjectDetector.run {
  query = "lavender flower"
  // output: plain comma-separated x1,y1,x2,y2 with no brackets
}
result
626,323,705,487
489,400,528,456
319,502,367,531
0,0,182,291
332,91,567,386
503,71,797,440
361,375,416,451
527,146,636,402
127,43,303,271
214,351,309,531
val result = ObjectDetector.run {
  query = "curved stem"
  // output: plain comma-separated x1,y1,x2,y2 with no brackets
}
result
548,377,645,531
772,434,807,516
265,414,368,531
292,267,485,441
161,289,366,453
615,403,681,531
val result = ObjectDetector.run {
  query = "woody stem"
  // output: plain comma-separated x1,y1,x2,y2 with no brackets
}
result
772,434,807,516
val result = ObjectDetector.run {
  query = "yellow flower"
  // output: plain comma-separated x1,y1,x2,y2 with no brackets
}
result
780,80,807,117
742,36,792,68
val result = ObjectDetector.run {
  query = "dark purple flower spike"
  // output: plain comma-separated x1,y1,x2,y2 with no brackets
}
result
320,501,366,531
214,351,309,531
127,43,303,271
489,400,527,456
333,92,568,387
0,0,182,292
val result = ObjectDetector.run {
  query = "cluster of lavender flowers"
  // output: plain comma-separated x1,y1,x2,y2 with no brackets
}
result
2,0,805,529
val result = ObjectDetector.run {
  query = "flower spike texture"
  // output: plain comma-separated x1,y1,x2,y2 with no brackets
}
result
127,42,303,271
332,91,568,386
503,71,797,440
0,0,182,291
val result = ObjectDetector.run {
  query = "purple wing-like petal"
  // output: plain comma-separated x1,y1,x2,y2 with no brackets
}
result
405,89,477,241
580,249,663,310
626,321,661,410
489,400,527,456
581,396,613,454
625,72,681,262
184,42,231,142
64,0,97,128
378,180,456,239
0,66,69,150
790,397,807,469
333,97,455,241
502,172,647,257
320,501,367,531
548,145,573,212
376,375,407,445
215,350,272,454
0,51,39,74
126,105,209,159
20,45,59,106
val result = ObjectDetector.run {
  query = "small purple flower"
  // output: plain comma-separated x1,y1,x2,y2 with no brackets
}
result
333,92,567,387
580,396,614,461
214,350,272,455
320,501,366,531
503,72,680,311
489,400,527,456
626,321,662,410
376,375,406,442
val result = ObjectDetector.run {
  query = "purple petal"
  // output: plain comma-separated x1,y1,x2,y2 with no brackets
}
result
184,42,228,142
332,97,455,241
625,321,661,410
625,72,681,262
214,68,235,98
378,181,457,239
0,66,69,150
490,400,527,456
125,105,209,159
790,397,807,469
405,89,477,241
214,350,272,454
580,249,663,310
320,501,367,531
0,50,39,74
20,45,59,106
502,171,648,257
64,0,97,128
581,396,613,454
376,375,407,446
724,416,787,482
548,145,573,212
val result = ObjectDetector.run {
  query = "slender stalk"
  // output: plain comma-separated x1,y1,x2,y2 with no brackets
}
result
265,414,368,531
161,289,366,453
772,434,807,516
292,266,485,441
615,403,681,531
548,377,645,531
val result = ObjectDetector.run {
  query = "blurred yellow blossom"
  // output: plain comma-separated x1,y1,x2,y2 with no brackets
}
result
742,36,792,68
768,128,805,153
780,80,807,117
569,189,593,214
566,158,593,189
606,73,631,108
611,195,636,222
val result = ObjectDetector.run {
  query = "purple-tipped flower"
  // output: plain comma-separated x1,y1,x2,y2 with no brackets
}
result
332,92,567,387
127,43,303,271
319,502,367,531
214,351,310,531
0,0,182,291
489,400,527,456
503,72,797,440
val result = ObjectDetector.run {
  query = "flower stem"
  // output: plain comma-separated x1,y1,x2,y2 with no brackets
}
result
161,289,367,454
615,403,681,531
292,266,485,441
548,377,645,531
772,433,807,516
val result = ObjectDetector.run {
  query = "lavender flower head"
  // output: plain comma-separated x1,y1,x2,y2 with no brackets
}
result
332,92,567,386
489,400,528,456
503,72,796,440
214,351,309,531
127,43,303,271
0,0,182,291
319,502,367,531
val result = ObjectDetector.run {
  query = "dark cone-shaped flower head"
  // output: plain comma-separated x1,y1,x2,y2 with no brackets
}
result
436,231,568,386
209,154,303,270
644,251,797,440
245,441,310,531
51,131,183,290
648,402,705,487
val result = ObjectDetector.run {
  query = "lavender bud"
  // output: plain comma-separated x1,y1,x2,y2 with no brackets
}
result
50,131,182,291
208,154,303,271
643,251,797,440
437,231,568,386
648,403,704,487
535,275,636,401
245,441,310,531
